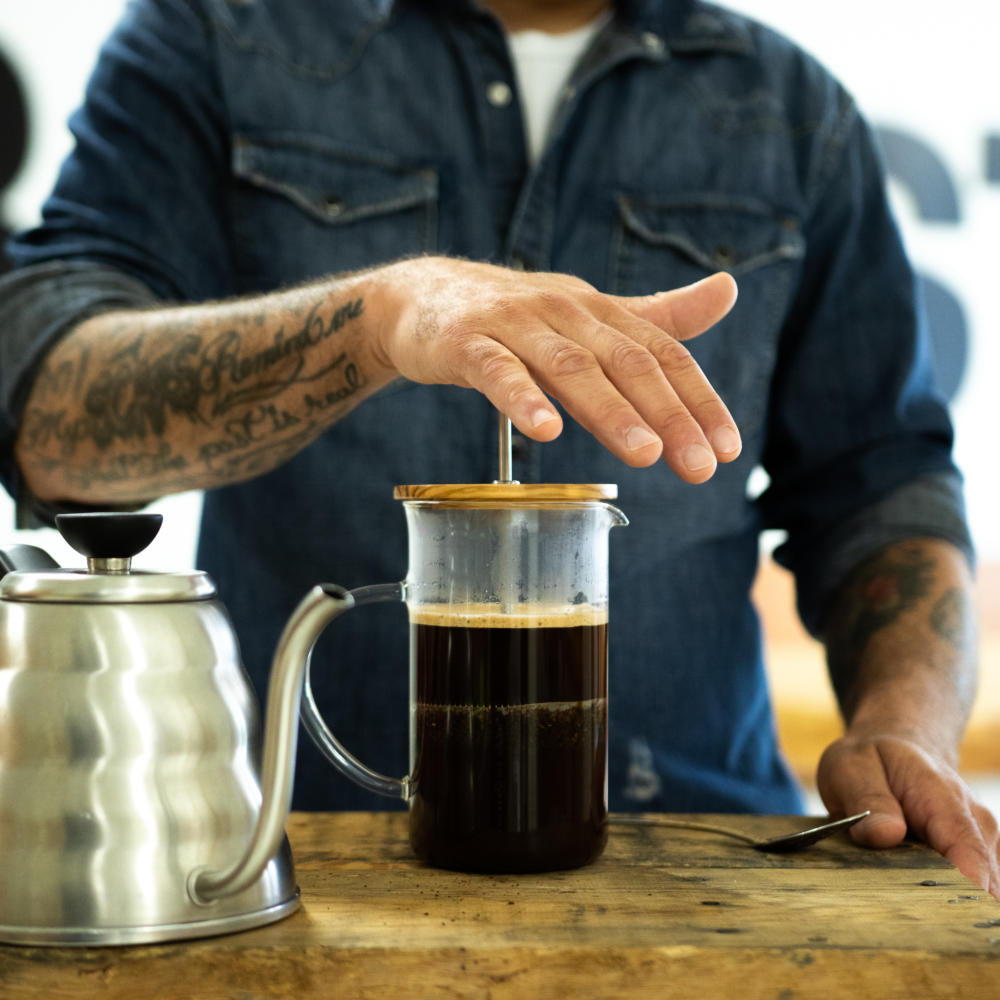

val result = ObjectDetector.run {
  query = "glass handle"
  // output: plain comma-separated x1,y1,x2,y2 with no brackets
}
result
299,581,409,800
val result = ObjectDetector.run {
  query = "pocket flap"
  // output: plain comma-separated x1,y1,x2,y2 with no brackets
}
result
233,133,438,226
616,194,804,274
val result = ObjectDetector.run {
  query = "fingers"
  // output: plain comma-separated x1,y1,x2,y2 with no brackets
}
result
528,322,729,478
818,735,1000,898
594,288,742,477
577,272,740,476
455,339,564,441
612,271,739,343
386,258,741,478
817,740,909,849
926,801,1000,899
491,286,740,480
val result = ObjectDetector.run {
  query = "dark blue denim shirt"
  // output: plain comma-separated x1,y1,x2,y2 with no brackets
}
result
0,0,971,812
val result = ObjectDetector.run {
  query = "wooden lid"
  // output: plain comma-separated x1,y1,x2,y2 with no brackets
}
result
393,483,618,502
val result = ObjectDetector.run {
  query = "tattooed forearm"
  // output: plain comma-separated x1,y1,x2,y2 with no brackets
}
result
823,544,936,684
201,421,326,481
197,402,313,470
15,287,380,502
85,333,205,446
303,361,366,416
929,587,973,650
201,299,364,414
821,539,978,728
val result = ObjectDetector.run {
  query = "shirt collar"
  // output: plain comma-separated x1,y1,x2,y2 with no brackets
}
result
388,1,753,56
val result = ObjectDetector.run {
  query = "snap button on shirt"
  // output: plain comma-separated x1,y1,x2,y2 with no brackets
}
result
486,80,514,107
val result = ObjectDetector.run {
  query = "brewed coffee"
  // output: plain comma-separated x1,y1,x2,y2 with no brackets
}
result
408,604,608,873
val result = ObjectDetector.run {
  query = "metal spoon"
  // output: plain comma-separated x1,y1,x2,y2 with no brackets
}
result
610,811,871,853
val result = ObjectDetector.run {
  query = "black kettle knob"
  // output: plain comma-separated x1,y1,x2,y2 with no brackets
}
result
55,513,163,572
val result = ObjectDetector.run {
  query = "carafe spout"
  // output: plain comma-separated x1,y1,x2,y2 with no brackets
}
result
604,503,629,529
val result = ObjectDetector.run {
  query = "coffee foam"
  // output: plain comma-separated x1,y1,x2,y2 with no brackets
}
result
409,602,608,628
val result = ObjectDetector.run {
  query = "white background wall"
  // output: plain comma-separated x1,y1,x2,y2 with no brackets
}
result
1,1,998,571
0,0,200,568
725,0,1000,567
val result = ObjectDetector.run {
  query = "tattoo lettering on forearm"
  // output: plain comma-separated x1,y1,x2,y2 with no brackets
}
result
33,347,89,399
207,422,323,480
201,299,364,414
303,362,366,416
86,334,204,447
55,441,190,491
20,296,367,490
198,403,303,469
23,332,204,455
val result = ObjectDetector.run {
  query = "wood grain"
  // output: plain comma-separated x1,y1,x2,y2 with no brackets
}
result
1,812,997,999
392,483,618,502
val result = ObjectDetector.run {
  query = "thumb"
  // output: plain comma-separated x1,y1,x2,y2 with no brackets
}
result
614,271,739,341
817,740,909,849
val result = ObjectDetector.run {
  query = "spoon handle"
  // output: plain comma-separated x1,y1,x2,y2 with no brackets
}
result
609,811,871,852
608,816,758,846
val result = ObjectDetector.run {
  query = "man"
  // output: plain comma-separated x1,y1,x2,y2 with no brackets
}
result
0,0,996,894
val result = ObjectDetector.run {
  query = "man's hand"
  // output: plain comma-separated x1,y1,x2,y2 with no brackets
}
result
818,732,1000,898
373,257,741,483
17,257,741,504
818,537,996,897
18,256,741,507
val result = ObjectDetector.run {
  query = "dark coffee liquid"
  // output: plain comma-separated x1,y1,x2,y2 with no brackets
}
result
408,607,608,873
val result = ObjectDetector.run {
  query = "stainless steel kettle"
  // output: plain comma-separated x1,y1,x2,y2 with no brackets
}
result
0,512,351,946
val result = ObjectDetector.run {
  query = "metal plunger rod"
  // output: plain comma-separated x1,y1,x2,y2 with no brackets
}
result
498,412,514,484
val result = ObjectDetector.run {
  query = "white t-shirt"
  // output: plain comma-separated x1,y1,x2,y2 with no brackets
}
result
507,14,609,163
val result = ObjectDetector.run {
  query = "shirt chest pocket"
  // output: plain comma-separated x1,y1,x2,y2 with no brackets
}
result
610,194,806,443
229,134,439,292
610,193,804,295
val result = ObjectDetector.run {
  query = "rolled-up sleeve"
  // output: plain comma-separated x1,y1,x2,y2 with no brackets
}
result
5,0,232,298
757,103,973,634
0,262,161,520
0,0,232,516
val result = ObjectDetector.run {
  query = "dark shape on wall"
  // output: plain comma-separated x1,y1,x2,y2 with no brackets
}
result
0,44,29,273
876,126,961,223
876,125,968,401
919,274,968,401
986,134,1000,184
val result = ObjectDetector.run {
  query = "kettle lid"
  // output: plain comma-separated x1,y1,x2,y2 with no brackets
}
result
0,512,215,604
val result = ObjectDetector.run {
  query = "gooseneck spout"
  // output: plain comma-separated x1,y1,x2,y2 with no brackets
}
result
190,584,353,904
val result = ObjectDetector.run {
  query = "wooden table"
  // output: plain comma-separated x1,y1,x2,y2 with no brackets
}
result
1,812,998,998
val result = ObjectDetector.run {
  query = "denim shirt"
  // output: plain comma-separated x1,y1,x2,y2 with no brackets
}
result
0,0,971,812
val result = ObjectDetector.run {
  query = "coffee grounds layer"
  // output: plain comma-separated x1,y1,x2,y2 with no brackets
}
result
408,608,608,873
409,602,608,629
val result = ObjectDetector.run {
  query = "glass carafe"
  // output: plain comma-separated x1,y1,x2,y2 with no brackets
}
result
301,483,627,873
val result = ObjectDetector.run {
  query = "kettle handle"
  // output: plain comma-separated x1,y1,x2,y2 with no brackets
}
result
0,543,60,577
190,583,355,904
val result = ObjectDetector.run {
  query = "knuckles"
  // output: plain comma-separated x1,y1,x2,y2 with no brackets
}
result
544,341,597,380
606,339,661,380
460,339,520,382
